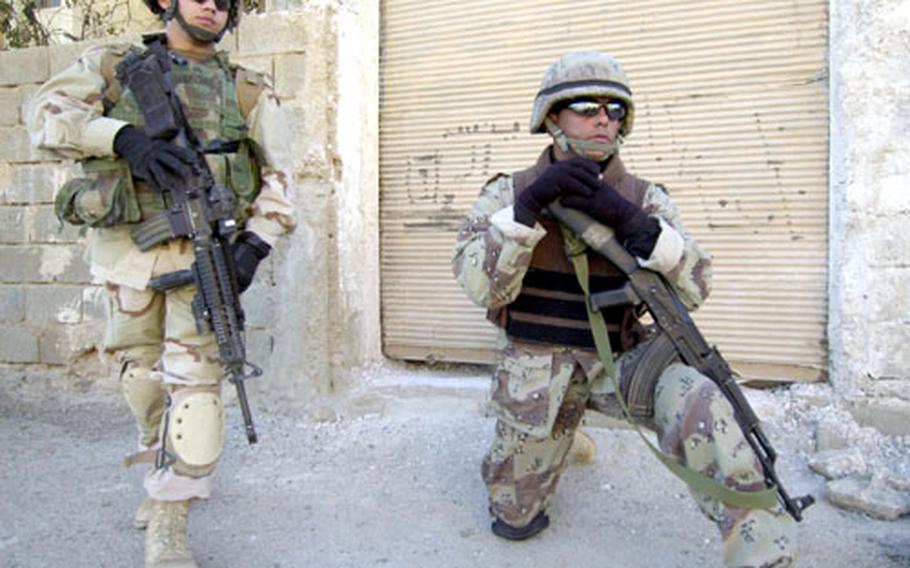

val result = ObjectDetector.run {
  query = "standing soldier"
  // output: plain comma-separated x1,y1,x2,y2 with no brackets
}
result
452,51,798,567
28,0,295,565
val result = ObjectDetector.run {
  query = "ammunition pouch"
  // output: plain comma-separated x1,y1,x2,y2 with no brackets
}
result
55,158,141,228
618,330,680,418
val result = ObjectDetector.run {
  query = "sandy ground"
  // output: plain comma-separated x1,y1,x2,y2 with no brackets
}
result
2,365,909,568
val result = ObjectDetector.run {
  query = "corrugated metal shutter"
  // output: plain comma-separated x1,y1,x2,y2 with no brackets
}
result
379,0,829,382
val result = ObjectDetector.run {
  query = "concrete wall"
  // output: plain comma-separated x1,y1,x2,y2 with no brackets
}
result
0,1,382,417
829,0,910,433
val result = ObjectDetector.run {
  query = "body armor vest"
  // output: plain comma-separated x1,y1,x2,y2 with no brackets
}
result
107,48,261,223
496,148,651,352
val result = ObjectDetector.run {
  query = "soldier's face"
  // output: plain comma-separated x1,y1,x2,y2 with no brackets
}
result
549,99,622,161
160,0,230,40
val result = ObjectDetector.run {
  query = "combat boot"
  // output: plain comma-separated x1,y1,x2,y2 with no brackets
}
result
491,511,550,541
145,499,197,568
569,429,597,464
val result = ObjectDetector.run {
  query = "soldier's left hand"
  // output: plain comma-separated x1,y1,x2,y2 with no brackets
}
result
563,183,662,257
113,126,196,192
560,181,642,228
231,231,272,294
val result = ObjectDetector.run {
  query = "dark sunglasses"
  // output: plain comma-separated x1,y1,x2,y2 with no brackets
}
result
565,99,628,121
191,0,231,11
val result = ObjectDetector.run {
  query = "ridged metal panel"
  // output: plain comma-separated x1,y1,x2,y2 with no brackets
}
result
379,0,829,381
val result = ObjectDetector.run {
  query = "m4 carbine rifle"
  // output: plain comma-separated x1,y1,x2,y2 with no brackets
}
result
116,37,261,444
548,202,814,522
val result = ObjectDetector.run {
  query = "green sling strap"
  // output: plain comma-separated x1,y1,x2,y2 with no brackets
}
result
558,224,778,511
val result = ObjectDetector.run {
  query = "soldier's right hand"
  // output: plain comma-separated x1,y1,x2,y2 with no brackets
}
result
113,126,197,192
514,157,599,226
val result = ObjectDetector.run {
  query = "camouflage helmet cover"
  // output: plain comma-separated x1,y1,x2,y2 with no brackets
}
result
530,51,635,137
142,0,242,33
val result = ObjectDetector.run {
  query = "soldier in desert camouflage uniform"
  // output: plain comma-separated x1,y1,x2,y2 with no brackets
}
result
452,51,797,567
28,0,295,565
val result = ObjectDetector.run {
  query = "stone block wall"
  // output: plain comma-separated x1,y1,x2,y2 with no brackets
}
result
0,1,382,414
0,58,96,365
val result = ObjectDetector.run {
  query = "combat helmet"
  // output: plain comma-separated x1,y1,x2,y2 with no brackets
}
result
530,51,635,158
143,0,240,43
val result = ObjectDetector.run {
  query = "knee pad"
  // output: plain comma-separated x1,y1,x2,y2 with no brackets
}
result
653,363,714,425
120,365,165,447
166,387,225,472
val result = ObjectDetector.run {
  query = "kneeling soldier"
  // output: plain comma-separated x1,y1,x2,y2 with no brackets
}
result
452,51,798,567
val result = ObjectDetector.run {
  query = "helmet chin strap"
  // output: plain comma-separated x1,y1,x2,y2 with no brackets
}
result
545,118,622,161
165,0,227,44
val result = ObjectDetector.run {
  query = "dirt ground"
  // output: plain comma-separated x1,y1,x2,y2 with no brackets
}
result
2,364,909,568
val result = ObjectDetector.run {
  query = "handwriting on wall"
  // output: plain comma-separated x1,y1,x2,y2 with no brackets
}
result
397,121,524,231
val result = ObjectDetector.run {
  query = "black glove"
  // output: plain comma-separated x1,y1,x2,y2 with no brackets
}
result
231,231,271,294
113,126,196,192
514,157,600,226
561,183,661,258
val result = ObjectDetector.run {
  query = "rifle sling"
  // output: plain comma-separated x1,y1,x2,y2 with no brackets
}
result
558,225,778,511
123,448,157,467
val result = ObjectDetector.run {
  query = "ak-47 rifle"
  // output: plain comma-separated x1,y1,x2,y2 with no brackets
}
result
116,36,261,444
548,202,814,521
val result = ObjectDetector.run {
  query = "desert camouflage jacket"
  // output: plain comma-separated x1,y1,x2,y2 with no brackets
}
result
28,43,296,289
453,147,712,313
451,147,713,435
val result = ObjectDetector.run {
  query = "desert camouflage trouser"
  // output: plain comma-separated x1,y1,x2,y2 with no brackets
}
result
482,345,797,568
104,282,225,501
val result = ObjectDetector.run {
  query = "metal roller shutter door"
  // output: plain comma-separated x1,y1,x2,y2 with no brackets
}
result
380,0,829,382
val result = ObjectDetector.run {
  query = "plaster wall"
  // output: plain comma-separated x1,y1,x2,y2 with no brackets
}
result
829,0,910,429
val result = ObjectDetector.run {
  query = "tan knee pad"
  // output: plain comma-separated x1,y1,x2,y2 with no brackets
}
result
121,366,166,447
166,386,225,478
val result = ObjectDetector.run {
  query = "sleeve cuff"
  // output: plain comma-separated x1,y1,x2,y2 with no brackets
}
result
82,117,131,157
637,217,684,274
491,206,547,245
244,217,284,247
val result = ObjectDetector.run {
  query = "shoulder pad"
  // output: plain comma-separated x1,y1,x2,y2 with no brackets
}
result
232,64,268,86
106,42,134,56
83,41,132,60
98,43,141,112
232,65,270,120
